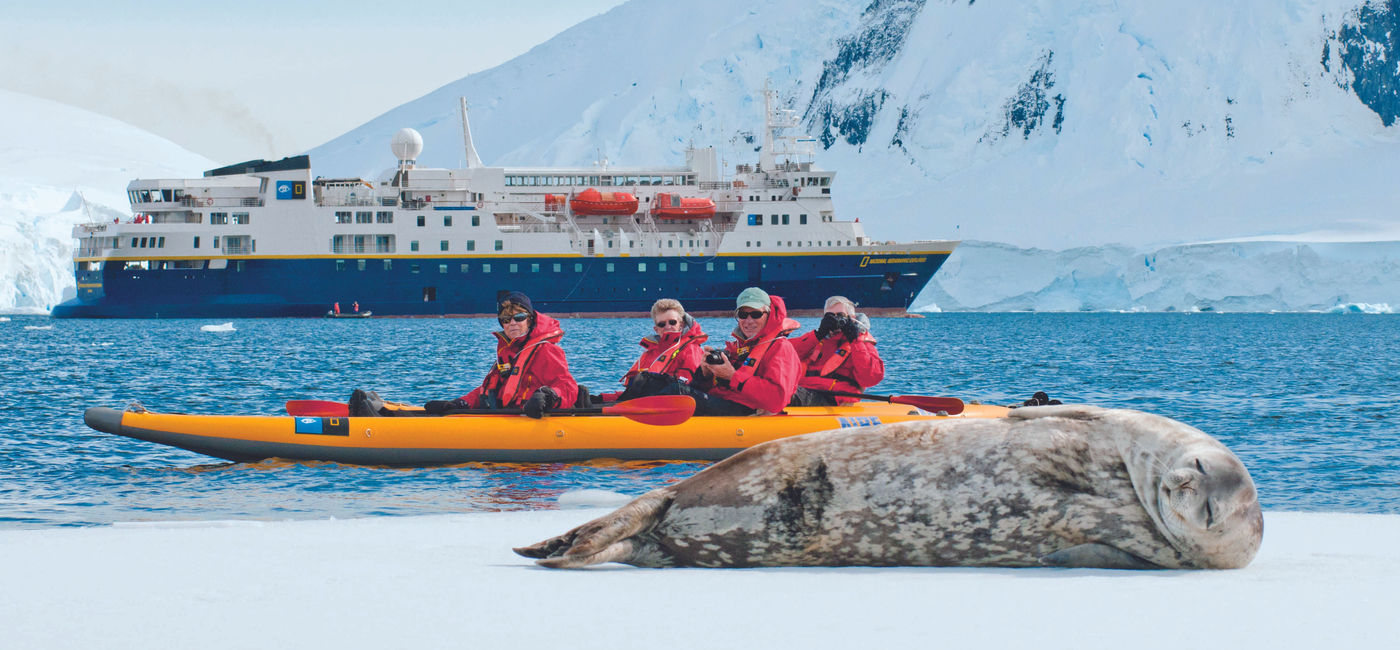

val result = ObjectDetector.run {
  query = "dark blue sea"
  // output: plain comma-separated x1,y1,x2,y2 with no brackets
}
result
1,313,1396,528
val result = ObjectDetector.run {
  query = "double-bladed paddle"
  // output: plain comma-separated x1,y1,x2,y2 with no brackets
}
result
285,394,697,426
807,390,965,415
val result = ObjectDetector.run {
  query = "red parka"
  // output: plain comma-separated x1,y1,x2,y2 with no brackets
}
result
461,312,579,408
790,320,884,404
620,314,708,386
698,295,801,414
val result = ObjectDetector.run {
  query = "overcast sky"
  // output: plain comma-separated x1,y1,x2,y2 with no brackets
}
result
1,0,627,163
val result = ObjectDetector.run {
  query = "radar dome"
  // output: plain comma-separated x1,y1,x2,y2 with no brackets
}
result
391,128,423,162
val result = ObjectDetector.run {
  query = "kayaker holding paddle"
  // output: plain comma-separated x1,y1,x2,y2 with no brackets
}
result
788,295,884,406
422,291,579,418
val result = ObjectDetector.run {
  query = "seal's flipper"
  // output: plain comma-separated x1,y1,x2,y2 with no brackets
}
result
513,490,673,568
1040,543,1163,569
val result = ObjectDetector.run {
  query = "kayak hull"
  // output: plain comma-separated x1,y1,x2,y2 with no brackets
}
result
83,402,1010,466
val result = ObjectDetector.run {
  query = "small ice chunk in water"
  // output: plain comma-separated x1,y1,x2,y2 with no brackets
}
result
200,322,236,332
556,489,634,508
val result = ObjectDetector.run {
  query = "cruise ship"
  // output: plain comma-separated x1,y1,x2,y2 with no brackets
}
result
53,89,957,318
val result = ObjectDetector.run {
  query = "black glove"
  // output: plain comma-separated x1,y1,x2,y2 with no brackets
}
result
816,313,842,339
523,387,561,419
424,397,471,414
840,317,861,341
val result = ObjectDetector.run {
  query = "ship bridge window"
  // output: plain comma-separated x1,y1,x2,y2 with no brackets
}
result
234,213,250,225
212,212,229,225
663,176,674,186
599,176,612,186
376,211,393,223
356,211,372,224
375,235,394,253
334,211,351,224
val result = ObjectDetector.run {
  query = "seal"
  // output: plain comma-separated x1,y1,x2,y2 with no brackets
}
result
515,405,1263,570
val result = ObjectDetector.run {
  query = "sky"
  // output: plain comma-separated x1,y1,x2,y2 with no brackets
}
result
0,0,628,164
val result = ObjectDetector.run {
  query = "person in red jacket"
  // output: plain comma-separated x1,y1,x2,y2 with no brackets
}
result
429,291,579,418
608,298,708,402
686,287,801,415
789,295,885,406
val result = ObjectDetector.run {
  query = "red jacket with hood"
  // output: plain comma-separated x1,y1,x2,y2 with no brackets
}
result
790,316,884,404
620,314,708,386
696,295,801,414
462,312,579,408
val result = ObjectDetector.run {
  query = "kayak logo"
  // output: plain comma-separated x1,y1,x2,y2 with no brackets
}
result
837,416,881,428
294,416,349,436
276,180,306,200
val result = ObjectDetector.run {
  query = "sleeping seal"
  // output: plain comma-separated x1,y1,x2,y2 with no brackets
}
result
515,405,1263,570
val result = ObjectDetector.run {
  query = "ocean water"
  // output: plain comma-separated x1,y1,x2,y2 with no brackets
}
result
0,313,1396,528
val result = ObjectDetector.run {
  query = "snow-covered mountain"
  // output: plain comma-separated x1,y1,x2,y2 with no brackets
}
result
310,0,1400,249
0,89,212,313
3,0,1397,313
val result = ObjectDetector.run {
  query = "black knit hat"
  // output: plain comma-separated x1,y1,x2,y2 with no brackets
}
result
497,290,534,315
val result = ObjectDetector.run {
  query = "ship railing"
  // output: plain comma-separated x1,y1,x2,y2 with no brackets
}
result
697,181,733,190
318,197,379,207
223,245,253,255
178,197,264,208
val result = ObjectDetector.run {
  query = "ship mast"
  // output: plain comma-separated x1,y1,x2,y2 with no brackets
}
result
758,80,814,171
459,97,484,169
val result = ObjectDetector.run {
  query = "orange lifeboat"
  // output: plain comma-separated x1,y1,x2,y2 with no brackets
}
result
544,194,567,211
651,192,716,219
570,188,639,216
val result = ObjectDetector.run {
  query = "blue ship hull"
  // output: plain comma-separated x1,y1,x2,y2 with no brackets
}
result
51,251,949,318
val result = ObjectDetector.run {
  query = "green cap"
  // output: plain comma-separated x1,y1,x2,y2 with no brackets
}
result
736,287,771,311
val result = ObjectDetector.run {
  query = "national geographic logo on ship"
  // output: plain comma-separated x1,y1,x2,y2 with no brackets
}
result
859,255,928,267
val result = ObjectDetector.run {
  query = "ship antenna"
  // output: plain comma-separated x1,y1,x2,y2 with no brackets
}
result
459,97,484,169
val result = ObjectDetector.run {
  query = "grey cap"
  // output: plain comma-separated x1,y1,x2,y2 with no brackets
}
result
735,287,771,311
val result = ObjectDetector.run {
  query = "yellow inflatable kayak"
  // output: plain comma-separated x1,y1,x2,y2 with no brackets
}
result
82,401,1010,465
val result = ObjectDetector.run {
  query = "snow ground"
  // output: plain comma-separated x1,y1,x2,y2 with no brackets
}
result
1,509,1392,650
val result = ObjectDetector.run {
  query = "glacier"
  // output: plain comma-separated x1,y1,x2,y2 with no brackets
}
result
0,90,211,313
913,239,1400,312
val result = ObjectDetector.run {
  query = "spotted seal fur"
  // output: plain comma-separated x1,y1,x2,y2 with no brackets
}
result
515,405,1263,570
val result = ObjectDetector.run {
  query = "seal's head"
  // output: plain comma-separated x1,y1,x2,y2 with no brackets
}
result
1105,408,1264,569
1153,443,1263,569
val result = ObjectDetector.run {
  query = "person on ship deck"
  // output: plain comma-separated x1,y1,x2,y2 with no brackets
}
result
621,287,800,416
788,295,884,407
426,291,579,419
605,298,708,402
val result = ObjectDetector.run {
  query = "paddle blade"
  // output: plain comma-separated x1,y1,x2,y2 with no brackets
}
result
603,395,697,426
889,395,965,415
285,400,349,417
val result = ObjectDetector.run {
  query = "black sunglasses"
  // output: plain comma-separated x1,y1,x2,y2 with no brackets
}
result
735,309,767,320
654,319,680,327
498,312,530,324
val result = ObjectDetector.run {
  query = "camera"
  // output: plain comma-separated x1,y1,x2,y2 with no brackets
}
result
705,349,725,365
